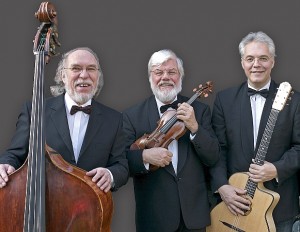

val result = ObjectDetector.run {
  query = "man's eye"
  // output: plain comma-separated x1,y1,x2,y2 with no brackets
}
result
168,71,176,75
246,57,254,62
71,67,82,72
259,57,269,62
87,67,97,72
155,71,163,76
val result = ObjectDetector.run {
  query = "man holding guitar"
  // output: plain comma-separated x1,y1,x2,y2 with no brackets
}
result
123,49,220,232
209,31,300,231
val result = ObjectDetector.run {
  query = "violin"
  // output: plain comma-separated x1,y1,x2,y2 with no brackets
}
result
130,81,213,171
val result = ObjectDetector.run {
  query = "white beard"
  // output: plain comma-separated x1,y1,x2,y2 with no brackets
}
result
65,80,98,105
149,78,182,103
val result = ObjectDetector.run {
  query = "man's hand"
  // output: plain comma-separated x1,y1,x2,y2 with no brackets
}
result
176,103,198,134
142,147,172,167
248,160,277,182
218,184,251,216
0,164,15,188
86,168,112,193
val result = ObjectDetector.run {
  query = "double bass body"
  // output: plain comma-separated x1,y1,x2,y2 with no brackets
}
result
0,146,113,232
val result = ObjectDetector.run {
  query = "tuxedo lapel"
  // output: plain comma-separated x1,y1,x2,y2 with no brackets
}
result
147,96,160,132
79,100,104,158
48,95,73,156
176,95,188,174
240,84,255,159
255,81,278,152
147,96,176,176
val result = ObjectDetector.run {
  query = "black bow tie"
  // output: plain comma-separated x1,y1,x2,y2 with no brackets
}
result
70,105,92,115
247,88,269,98
160,101,179,113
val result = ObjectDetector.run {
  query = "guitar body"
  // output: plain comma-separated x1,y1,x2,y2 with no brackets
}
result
206,172,280,232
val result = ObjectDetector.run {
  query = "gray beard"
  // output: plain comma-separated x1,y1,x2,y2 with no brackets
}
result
65,86,95,105
149,79,182,103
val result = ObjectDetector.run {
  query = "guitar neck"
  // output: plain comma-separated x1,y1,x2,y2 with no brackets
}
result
245,108,280,198
254,109,280,165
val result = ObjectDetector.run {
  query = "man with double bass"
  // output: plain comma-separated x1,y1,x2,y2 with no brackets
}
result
209,31,300,231
0,47,128,192
123,49,220,232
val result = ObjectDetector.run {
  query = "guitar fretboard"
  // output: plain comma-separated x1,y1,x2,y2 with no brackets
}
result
245,109,280,198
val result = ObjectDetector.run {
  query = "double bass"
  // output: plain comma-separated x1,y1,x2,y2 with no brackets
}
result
0,2,113,231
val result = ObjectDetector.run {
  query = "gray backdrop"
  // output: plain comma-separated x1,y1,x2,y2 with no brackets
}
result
1,1,300,231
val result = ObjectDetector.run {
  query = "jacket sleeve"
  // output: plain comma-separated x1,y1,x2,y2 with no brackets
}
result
191,103,220,167
122,111,149,176
209,93,230,192
0,102,31,169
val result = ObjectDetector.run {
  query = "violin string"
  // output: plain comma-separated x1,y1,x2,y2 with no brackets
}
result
160,90,203,133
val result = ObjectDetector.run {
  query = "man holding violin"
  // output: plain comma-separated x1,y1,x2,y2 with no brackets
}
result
123,49,220,232
0,47,128,192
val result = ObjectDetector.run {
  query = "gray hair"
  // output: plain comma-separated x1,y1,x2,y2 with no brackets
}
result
50,47,104,97
148,49,184,79
239,31,276,58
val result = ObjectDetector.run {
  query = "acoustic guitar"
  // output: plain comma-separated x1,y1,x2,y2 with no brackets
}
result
206,82,292,232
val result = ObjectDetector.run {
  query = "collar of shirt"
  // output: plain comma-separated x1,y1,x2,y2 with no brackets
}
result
247,79,271,92
155,96,178,117
64,93,92,117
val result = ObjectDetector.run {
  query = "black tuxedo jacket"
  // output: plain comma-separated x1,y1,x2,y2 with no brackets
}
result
0,94,128,190
123,94,220,232
210,80,300,223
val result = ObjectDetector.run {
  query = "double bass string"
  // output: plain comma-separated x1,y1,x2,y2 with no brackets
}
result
24,50,46,232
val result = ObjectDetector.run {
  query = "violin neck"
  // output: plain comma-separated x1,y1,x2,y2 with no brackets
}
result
186,92,198,105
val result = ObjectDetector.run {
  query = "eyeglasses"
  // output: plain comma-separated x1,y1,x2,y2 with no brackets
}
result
64,66,99,74
242,55,272,64
151,69,179,77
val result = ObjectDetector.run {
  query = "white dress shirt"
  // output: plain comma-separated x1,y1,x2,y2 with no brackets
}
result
64,93,91,162
155,97,179,173
248,80,271,149
64,93,114,186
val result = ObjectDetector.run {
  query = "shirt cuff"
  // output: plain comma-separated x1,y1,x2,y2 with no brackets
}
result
106,168,115,189
190,132,196,140
144,163,150,170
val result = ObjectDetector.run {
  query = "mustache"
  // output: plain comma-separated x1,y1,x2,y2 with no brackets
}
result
74,80,93,86
158,81,175,87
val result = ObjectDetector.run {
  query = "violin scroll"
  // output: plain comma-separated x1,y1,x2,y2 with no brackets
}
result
193,81,213,98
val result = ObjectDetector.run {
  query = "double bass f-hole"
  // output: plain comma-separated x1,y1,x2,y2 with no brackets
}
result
130,81,213,171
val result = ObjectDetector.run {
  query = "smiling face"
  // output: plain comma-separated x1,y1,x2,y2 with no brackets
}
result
241,41,275,89
149,58,182,104
63,49,100,105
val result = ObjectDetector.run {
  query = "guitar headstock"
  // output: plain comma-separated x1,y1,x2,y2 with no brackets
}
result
272,82,292,111
193,81,213,98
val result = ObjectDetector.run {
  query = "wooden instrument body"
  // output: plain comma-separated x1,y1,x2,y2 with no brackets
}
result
206,172,280,232
0,145,113,232
130,109,186,150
